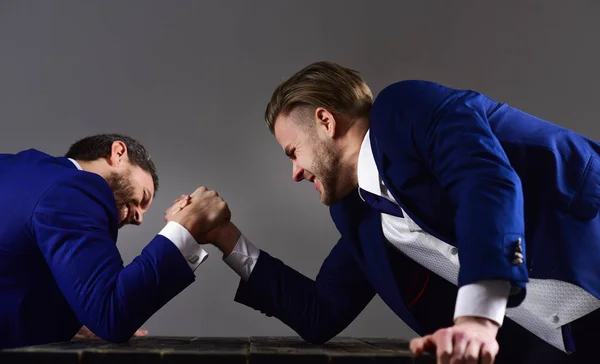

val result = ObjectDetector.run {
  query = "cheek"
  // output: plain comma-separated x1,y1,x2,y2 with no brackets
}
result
305,154,320,170
297,150,315,169
297,157,313,173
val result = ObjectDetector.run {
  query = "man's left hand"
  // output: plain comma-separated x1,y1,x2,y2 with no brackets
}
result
72,326,148,340
409,316,499,364
164,194,191,222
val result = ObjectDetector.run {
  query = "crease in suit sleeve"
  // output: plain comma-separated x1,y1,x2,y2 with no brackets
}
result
31,172,196,342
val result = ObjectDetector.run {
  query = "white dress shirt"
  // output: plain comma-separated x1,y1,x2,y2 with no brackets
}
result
223,131,600,352
68,158,208,272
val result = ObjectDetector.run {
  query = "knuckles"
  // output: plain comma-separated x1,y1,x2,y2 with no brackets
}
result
217,200,228,210
465,352,478,361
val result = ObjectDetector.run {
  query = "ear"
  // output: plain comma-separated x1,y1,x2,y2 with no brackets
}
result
315,107,337,138
108,141,128,167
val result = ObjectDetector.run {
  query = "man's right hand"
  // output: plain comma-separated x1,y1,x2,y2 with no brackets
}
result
167,186,231,243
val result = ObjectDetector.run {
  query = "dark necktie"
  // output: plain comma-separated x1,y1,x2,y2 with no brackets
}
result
358,188,404,218
359,187,432,309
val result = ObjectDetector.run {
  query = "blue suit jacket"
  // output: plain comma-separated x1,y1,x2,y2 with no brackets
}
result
0,149,195,348
234,80,600,342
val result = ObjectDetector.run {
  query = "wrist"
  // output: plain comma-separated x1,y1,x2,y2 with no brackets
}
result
210,222,241,257
170,215,194,235
455,316,499,332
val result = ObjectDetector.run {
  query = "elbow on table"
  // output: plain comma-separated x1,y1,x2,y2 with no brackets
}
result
300,328,339,345
86,325,139,344
104,333,134,344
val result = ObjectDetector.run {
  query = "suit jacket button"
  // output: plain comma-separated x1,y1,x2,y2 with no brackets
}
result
450,247,458,255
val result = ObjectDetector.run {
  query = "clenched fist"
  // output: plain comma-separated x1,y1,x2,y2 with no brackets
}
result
167,187,231,243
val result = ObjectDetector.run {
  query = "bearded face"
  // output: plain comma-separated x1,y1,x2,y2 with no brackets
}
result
105,170,139,228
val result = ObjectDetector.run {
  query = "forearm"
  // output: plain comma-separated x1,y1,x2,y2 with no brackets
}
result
216,230,375,344
234,251,349,344
34,175,202,343
74,235,196,342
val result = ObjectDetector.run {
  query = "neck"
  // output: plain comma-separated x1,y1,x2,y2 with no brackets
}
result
338,117,369,188
75,159,111,179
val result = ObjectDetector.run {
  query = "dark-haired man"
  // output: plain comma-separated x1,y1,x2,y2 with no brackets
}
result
0,134,230,348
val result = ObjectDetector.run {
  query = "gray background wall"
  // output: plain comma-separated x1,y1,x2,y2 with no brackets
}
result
1,1,599,339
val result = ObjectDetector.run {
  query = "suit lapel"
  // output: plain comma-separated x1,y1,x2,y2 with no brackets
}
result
358,209,421,332
333,192,421,333
370,132,452,245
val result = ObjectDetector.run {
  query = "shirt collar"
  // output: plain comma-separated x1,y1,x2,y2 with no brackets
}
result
357,129,383,196
68,158,83,170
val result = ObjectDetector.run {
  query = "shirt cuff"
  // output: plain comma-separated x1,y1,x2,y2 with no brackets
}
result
158,221,209,272
453,280,510,326
223,234,260,281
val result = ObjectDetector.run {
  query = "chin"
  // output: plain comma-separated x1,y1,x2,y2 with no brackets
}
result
322,199,339,207
319,194,335,206
321,188,352,206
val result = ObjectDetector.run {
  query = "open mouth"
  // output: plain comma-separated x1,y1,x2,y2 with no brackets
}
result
308,176,319,192
121,205,133,225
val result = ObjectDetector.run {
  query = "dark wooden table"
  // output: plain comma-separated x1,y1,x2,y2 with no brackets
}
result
0,336,435,363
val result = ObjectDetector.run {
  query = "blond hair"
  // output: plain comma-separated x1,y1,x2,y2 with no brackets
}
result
264,61,373,133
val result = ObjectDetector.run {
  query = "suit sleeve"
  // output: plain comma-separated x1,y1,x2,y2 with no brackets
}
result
31,172,196,343
233,237,376,344
372,81,528,306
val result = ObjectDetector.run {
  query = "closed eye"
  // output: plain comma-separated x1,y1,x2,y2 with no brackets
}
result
284,146,296,160
141,190,150,208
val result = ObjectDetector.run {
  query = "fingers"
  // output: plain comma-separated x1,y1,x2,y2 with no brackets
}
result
164,194,192,222
190,186,209,197
480,341,498,364
410,328,498,364
410,333,453,364
178,195,191,208
171,186,232,240
408,336,427,355
464,340,482,364
450,331,469,364
72,325,97,340
409,335,435,356
203,199,231,231
133,329,148,337
435,329,453,364
174,194,190,205
216,199,231,221
409,337,422,354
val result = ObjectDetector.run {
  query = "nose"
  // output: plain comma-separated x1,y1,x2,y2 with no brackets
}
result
292,162,305,182
132,208,143,225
